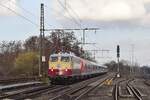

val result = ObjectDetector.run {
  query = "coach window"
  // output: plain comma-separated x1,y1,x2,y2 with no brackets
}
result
50,56,58,62
61,56,70,62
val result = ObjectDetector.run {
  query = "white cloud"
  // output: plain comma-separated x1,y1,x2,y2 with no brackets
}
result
0,0,18,16
54,0,146,21
143,0,150,3
99,0,145,21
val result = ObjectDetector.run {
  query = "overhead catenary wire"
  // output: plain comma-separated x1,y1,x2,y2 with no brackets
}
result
45,5,77,28
7,0,36,17
2,0,82,36
64,0,82,24
5,0,53,28
7,0,81,29
5,0,82,30
44,5,66,28
0,2,38,27
8,0,82,29
63,0,84,36
57,0,82,28
46,6,83,39
85,43,111,59
51,0,83,42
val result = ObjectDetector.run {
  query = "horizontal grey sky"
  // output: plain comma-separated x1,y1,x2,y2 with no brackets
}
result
0,0,150,65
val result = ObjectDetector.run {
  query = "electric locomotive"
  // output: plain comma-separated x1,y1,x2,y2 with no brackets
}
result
48,52,107,84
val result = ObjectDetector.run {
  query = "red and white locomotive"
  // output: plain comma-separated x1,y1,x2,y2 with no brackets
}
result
48,52,107,84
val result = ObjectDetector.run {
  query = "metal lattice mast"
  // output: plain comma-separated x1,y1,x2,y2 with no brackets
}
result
39,3,44,77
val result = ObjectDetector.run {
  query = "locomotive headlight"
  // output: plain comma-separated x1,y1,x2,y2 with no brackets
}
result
51,68,54,71
65,68,68,71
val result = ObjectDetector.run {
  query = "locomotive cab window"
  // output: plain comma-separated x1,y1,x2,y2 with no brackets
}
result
61,56,70,62
50,56,58,62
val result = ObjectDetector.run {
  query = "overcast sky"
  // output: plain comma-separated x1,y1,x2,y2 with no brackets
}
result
0,0,150,65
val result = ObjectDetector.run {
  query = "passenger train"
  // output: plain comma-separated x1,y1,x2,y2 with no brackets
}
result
48,52,108,84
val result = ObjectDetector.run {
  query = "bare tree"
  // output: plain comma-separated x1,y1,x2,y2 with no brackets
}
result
0,41,22,77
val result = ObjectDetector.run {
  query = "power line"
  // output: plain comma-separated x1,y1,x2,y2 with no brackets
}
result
2,0,81,28
57,0,82,28
44,28,99,31
44,5,72,27
8,0,80,28
85,49,110,59
46,5,79,27
57,0,81,27
7,0,36,17
8,0,81,28
64,0,82,23
6,0,53,28
0,2,38,27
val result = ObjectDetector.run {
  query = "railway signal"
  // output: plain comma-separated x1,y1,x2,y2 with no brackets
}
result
117,45,120,78
117,45,120,58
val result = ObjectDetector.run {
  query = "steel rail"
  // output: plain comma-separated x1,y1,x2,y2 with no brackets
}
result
114,84,119,100
127,84,143,100
49,74,115,100
74,78,107,100
113,79,130,100
0,85,66,100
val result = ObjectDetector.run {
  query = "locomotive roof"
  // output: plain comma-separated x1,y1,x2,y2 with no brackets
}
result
50,53,106,68
50,52,75,57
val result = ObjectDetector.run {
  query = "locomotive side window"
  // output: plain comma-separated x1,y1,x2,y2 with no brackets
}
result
61,56,70,62
50,56,58,62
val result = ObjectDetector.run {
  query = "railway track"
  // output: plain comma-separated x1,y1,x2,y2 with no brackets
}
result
114,83,119,100
127,83,143,100
1,73,147,100
0,77,41,85
47,73,115,100
0,73,117,100
114,79,144,100
0,84,68,100
1,75,103,100
73,77,110,100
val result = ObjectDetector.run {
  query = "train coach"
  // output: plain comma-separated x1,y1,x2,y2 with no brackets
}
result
48,52,107,84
